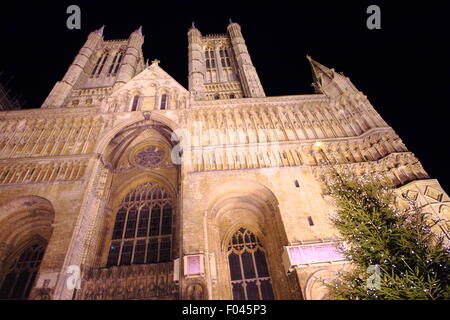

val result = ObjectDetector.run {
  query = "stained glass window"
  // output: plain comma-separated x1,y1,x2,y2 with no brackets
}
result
227,228,274,300
107,182,173,266
135,146,164,168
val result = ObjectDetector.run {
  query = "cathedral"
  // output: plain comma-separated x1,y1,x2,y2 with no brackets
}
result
0,21,448,300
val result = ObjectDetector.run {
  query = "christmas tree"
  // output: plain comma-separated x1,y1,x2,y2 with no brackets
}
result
323,168,450,300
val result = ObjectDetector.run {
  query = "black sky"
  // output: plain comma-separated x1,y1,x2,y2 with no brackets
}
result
1,0,449,191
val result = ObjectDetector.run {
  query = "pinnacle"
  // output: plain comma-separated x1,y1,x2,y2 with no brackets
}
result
134,26,143,36
94,25,105,36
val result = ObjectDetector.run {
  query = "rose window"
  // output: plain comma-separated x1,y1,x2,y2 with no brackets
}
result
135,146,165,167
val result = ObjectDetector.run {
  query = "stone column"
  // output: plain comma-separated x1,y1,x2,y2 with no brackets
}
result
50,155,109,299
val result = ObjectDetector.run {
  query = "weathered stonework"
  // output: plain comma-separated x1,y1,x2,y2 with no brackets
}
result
0,22,448,300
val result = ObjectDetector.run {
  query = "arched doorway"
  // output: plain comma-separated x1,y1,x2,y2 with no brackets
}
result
0,196,55,300
78,117,180,300
205,180,292,300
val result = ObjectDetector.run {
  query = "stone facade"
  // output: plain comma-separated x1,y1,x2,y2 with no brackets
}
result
0,22,448,300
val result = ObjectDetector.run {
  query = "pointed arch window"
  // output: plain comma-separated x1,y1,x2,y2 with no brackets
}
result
160,94,168,110
92,50,109,77
227,228,274,300
91,53,103,76
205,49,216,69
109,50,124,76
108,52,118,75
205,48,219,83
114,52,124,75
131,95,139,111
107,182,173,267
0,243,46,300
220,48,231,68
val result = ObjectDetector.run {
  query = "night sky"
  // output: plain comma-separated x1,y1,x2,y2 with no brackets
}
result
1,1,449,191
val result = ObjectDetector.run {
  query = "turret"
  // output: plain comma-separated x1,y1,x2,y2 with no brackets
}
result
227,21,265,98
188,22,206,100
187,21,265,100
41,26,104,108
114,26,145,89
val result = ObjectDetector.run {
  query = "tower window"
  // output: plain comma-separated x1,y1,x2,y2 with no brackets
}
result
107,182,173,267
160,94,167,110
131,95,139,111
205,49,216,69
91,54,103,76
294,180,300,188
307,216,315,226
108,52,119,75
114,52,124,74
95,51,109,76
220,48,231,68
108,50,124,76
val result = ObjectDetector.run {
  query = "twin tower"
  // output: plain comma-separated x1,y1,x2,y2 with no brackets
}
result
42,21,266,109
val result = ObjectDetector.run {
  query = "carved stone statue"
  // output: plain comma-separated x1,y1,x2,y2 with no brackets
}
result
188,283,204,300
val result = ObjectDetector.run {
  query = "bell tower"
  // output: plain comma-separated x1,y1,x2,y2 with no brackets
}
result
188,20,265,101
41,26,145,109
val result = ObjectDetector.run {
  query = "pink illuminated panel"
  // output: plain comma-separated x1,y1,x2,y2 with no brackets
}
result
187,255,201,274
289,243,344,265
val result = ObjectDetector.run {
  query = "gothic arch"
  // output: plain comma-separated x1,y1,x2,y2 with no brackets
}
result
0,196,54,250
95,114,182,156
102,180,176,267
0,196,55,299
85,115,181,288
205,180,290,300
304,269,339,300
158,88,171,110
129,87,145,96
221,221,265,253
109,172,177,211
158,87,170,95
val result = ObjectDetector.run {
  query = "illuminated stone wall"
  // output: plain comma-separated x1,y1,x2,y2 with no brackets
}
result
0,23,448,301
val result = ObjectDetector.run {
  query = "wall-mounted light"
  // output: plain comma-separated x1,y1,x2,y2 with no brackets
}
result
313,141,323,149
